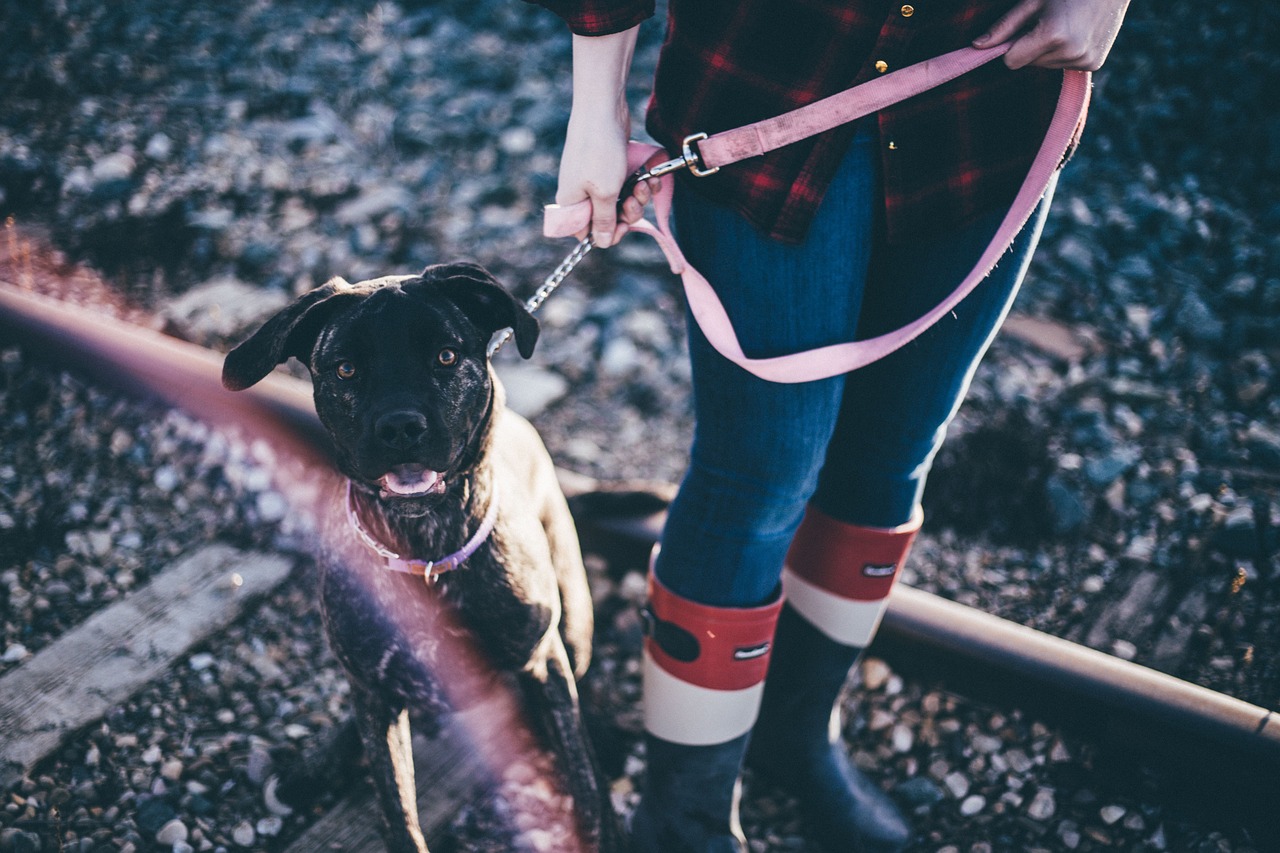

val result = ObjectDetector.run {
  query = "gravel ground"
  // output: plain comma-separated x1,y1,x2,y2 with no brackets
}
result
1,0,1278,851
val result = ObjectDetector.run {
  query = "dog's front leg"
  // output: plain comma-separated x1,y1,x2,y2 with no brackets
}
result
519,635,625,852
352,689,430,853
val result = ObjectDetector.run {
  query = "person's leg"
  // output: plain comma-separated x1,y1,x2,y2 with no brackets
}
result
748,178,1059,852
633,128,879,853
815,173,1059,527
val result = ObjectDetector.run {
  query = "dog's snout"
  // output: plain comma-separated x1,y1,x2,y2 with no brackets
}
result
375,411,429,450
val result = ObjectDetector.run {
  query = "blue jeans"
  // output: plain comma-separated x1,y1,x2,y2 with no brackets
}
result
654,125,1056,608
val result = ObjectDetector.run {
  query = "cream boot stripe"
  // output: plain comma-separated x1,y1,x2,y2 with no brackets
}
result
642,649,764,745
782,567,889,648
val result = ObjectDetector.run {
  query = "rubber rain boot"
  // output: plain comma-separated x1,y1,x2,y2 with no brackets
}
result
746,504,921,852
631,566,782,853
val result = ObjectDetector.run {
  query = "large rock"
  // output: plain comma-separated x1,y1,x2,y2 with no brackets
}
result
160,276,290,346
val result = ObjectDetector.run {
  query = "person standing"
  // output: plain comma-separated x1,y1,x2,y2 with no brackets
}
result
529,1,1130,850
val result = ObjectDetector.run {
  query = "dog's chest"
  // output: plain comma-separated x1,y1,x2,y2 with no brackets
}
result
318,524,546,714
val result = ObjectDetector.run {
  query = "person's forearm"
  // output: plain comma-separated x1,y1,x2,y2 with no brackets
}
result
568,28,638,134
557,25,643,247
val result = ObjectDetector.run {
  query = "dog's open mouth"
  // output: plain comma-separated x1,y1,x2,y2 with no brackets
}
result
378,464,446,499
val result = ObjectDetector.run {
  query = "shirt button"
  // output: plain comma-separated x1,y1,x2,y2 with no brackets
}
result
875,60,889,73
901,4,915,16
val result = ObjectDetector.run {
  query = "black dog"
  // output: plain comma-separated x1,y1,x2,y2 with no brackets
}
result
222,264,620,852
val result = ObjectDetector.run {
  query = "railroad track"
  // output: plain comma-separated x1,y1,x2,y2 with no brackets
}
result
3,279,1278,850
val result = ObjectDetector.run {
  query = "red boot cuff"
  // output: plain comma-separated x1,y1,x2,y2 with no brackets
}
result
645,572,783,692
786,505,922,601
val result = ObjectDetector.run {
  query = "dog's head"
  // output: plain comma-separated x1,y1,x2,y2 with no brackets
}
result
222,263,538,514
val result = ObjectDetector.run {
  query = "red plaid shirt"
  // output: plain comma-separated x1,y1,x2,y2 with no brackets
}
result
531,0,1072,244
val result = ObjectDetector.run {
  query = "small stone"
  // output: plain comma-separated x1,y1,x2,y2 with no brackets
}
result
971,734,1002,754
1111,639,1137,660
1027,788,1056,821
232,821,255,847
867,709,896,731
1099,804,1126,825
944,772,970,799
154,466,180,493
255,816,283,838
1005,749,1034,774
284,723,311,740
145,133,174,161
494,363,570,419
160,760,184,781
1058,820,1082,850
246,739,272,785
87,529,113,556
142,744,163,764
861,658,892,691
156,819,189,847
498,126,537,155
92,151,136,183
333,185,413,226
959,795,986,816
256,491,288,522
189,653,216,671
2,644,29,663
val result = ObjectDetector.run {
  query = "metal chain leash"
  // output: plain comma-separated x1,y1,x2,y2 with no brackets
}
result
487,234,594,358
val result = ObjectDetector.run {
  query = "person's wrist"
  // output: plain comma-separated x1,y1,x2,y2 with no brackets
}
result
568,93,629,136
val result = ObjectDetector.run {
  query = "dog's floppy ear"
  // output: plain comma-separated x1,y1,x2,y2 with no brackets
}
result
222,278,363,391
423,262,539,359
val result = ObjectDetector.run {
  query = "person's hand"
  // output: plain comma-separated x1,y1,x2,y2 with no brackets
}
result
556,105,656,248
973,0,1131,71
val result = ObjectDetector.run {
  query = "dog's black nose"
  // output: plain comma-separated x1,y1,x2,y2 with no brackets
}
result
375,411,429,450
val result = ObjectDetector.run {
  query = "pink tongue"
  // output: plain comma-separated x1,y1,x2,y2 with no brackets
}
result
380,466,440,496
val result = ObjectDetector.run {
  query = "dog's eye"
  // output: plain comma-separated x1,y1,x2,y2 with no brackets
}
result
336,361,357,380
437,348,458,367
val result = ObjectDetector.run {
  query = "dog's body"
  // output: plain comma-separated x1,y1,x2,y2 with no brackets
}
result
222,265,617,852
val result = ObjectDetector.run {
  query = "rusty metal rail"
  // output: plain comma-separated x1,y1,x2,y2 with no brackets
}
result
3,281,1278,836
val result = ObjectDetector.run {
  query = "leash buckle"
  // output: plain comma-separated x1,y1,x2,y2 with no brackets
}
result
626,133,718,186
682,133,718,177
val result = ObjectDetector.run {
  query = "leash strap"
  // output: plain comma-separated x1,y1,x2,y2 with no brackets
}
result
544,45,1091,384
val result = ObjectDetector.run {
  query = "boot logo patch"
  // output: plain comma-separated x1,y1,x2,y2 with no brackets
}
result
733,642,771,661
862,562,896,577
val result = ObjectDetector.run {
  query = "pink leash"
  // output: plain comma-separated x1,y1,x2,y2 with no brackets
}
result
544,44,1091,384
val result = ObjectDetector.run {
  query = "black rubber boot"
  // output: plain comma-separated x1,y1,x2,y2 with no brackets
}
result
631,566,782,853
745,603,910,852
630,732,751,853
